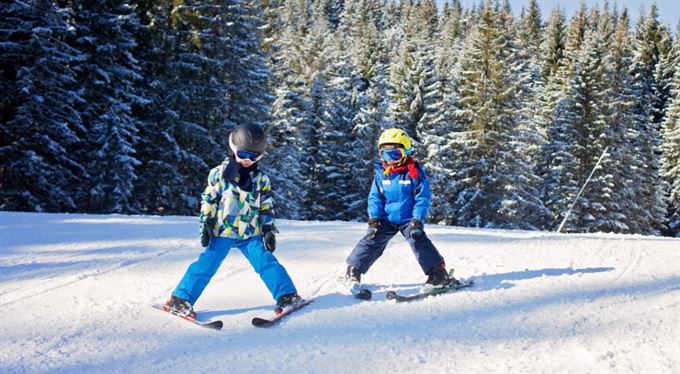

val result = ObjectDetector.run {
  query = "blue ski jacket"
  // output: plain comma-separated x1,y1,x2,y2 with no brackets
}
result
367,162,431,224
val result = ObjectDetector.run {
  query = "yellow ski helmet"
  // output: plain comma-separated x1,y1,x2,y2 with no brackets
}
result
378,128,413,154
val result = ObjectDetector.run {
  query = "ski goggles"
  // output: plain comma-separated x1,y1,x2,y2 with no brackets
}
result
235,150,263,161
380,148,406,162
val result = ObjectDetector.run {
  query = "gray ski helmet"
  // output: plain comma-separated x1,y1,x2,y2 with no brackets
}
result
229,124,268,154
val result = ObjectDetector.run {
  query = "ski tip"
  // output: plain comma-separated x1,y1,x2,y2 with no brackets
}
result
355,289,372,300
252,317,274,328
204,320,224,330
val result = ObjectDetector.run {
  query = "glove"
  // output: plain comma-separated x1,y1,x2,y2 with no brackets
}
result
366,218,380,239
262,224,277,252
409,219,423,240
221,156,241,182
200,216,215,247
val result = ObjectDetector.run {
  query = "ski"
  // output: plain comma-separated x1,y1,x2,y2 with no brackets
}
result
152,304,223,330
336,276,372,300
252,299,313,328
386,278,473,303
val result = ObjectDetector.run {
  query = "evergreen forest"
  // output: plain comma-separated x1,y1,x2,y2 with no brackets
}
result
1,0,678,237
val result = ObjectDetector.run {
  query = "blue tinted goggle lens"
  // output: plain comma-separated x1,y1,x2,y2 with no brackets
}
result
381,149,404,161
236,150,261,161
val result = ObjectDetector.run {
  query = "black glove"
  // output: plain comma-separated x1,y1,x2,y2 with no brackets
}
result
409,219,423,239
221,156,241,182
262,224,277,252
200,216,215,247
366,218,380,239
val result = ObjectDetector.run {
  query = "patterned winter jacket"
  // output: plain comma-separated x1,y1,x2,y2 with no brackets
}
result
367,162,431,225
200,160,274,240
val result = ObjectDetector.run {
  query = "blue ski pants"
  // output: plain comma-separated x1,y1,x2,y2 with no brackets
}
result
173,236,297,304
346,220,444,275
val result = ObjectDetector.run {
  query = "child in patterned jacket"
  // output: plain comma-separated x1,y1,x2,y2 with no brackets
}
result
164,124,302,318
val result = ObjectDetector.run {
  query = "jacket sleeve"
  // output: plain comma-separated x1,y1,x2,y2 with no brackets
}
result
412,166,431,223
259,173,275,227
367,172,386,219
199,165,222,223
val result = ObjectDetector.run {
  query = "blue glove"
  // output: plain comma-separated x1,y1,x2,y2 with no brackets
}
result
409,219,423,240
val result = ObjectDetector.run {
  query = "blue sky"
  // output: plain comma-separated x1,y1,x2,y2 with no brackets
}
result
436,0,679,30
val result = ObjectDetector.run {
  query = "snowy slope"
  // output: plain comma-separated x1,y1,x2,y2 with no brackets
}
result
0,212,678,374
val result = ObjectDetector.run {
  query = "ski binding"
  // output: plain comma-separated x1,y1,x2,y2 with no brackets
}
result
252,298,313,328
336,276,372,300
386,270,474,302
153,304,223,330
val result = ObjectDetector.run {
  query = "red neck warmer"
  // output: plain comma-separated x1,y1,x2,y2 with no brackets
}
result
383,156,419,179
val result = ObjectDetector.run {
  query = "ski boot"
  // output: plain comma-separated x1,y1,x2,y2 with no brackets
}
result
274,293,304,316
164,295,197,319
345,265,361,284
338,266,372,300
420,264,460,293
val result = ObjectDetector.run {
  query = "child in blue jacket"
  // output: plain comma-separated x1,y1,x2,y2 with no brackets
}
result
344,128,459,292
164,124,302,319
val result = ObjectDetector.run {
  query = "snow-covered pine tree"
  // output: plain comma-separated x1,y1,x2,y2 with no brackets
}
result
338,0,389,221
651,17,675,127
388,1,454,223
533,7,568,194
538,95,582,230
302,74,330,220
661,64,680,237
540,8,567,81
537,4,593,231
387,0,442,147
155,0,237,213
627,4,669,235
545,26,612,233
592,9,641,234
261,0,284,54
223,1,274,130
270,1,314,219
515,0,544,115
267,78,308,219
517,0,542,58
326,0,344,31
564,4,588,75
263,0,308,219
435,0,465,77
297,0,335,220
68,0,145,213
0,0,87,212
316,31,359,221
654,21,679,236
502,0,543,182
129,0,188,214
450,1,548,230
423,78,462,224
426,0,472,224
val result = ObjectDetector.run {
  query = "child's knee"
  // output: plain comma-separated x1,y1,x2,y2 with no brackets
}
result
248,245,279,273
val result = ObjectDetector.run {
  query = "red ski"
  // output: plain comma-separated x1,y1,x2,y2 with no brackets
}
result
152,304,223,330
252,299,313,328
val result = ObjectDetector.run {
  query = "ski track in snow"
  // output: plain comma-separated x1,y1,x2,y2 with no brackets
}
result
0,212,678,373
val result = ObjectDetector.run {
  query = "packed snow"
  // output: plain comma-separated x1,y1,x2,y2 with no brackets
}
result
0,212,678,373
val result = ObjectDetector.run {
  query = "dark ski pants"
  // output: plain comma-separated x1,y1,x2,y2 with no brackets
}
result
173,236,297,304
346,220,444,275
